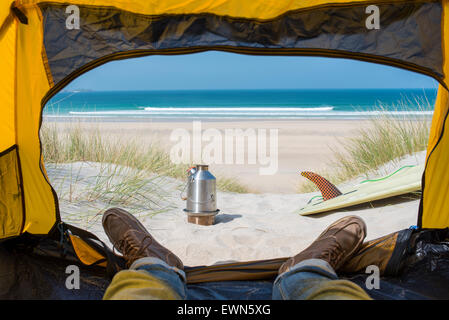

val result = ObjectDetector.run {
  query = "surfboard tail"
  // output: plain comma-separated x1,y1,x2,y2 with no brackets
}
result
301,171,342,200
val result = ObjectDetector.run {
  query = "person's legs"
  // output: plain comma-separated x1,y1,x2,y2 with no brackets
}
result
101,208,185,300
101,209,371,300
103,257,186,300
273,215,371,300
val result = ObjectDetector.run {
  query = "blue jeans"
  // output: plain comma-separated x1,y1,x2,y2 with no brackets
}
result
272,258,371,300
103,258,370,300
103,257,187,300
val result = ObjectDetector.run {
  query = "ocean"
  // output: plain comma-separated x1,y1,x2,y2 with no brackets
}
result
44,89,437,120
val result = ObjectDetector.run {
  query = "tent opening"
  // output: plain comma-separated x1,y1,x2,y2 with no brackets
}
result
41,52,437,257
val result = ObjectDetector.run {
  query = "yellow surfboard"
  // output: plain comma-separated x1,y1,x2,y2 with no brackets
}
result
298,164,424,216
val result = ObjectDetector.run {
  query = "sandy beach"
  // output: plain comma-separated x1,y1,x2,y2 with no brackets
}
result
47,153,424,267
47,118,373,193
44,117,426,267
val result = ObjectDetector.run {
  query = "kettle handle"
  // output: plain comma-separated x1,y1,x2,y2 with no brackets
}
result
180,166,196,200
180,181,188,201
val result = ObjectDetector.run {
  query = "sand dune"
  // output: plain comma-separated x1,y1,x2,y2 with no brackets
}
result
49,150,425,267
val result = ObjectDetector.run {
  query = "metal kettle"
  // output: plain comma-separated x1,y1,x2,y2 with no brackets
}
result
182,164,219,225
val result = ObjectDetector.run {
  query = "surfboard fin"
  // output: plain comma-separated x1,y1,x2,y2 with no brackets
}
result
301,171,342,200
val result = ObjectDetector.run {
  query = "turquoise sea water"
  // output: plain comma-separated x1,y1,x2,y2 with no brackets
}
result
44,89,437,120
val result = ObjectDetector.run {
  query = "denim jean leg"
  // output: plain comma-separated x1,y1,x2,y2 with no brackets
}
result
273,258,339,300
273,258,371,300
131,257,187,299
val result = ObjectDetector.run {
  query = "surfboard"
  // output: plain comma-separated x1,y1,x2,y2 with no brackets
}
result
298,164,424,216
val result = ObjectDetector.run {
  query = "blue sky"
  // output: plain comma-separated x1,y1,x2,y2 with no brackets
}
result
65,51,438,91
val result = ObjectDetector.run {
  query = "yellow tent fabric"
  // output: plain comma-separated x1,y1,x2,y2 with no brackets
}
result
0,5,16,153
420,0,449,228
1,0,449,239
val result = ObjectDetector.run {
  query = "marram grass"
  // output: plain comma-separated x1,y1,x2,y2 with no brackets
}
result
297,100,432,193
40,121,249,215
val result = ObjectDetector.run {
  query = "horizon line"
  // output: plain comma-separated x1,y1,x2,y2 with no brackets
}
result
63,87,438,93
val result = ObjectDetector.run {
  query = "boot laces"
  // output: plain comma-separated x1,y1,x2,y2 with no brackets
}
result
321,239,344,265
113,230,155,267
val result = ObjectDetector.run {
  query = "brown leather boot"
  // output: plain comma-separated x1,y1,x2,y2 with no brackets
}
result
102,207,184,269
279,215,366,274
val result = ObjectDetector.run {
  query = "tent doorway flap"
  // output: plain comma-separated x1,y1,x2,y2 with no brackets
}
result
0,145,25,239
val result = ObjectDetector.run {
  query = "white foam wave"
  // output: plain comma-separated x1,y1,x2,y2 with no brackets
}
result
142,106,334,112
67,108,434,117
68,106,336,116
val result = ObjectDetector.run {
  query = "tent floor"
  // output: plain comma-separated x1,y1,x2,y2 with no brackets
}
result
1,229,449,300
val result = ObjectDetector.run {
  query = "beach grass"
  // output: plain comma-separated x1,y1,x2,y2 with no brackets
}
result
297,100,432,193
41,121,249,192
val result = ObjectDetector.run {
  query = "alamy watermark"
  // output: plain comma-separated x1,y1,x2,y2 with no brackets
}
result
365,265,380,290
65,265,80,290
65,5,80,30
169,121,279,175
365,5,380,30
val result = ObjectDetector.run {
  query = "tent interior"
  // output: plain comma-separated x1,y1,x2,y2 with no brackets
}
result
2,0,449,299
